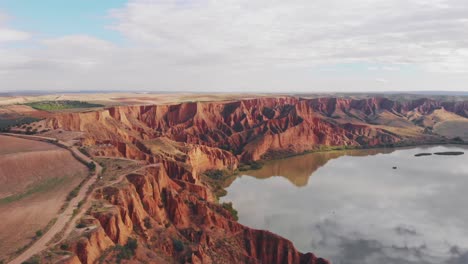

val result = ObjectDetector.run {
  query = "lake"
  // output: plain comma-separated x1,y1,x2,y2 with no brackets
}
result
221,145,468,264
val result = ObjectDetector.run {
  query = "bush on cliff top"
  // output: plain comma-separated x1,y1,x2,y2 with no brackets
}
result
221,202,239,220
205,169,227,180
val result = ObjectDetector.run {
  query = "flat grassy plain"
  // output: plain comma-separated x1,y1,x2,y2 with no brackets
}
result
25,100,103,111
0,135,88,261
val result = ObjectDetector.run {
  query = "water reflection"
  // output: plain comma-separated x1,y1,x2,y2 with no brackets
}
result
241,148,395,187
222,146,468,264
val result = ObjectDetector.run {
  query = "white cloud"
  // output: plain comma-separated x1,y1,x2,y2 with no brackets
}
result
106,0,468,73
0,28,29,42
375,78,389,83
0,13,30,43
1,1,468,92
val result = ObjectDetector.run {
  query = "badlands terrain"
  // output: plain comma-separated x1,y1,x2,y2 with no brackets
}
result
0,93,467,264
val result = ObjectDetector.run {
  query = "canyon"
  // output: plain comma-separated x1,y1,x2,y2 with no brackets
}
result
10,96,468,264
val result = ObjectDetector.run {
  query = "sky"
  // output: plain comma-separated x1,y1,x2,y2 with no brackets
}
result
0,0,467,93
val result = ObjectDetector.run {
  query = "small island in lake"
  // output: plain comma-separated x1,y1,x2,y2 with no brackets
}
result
415,153,432,157
433,151,465,156
415,151,464,157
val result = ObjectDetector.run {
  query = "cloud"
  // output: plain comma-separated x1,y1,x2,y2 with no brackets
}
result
108,0,468,72
446,247,468,264
1,1,468,92
311,218,442,264
0,14,30,43
0,28,30,42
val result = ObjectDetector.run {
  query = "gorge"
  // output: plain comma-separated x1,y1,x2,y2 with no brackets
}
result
9,96,468,264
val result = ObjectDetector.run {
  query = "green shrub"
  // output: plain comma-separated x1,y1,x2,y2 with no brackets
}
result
87,162,96,171
66,188,79,201
78,147,90,157
21,256,40,264
60,244,70,250
35,230,43,237
115,238,138,260
221,202,239,220
172,239,184,252
205,169,225,180
144,217,152,229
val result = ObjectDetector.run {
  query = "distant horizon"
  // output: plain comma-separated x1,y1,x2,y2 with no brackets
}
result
1,90,468,96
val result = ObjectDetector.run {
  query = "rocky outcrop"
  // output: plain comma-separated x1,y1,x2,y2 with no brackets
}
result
65,165,328,264
45,96,467,161
45,96,467,264
72,225,115,264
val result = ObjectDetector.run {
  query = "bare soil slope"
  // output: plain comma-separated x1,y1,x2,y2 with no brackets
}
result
0,135,88,261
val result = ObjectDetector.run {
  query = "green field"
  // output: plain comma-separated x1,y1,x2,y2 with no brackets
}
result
25,100,104,111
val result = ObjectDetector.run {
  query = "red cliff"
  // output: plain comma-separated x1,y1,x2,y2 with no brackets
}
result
43,96,467,264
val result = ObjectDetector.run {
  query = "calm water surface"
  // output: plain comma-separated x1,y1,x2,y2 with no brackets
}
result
221,146,468,264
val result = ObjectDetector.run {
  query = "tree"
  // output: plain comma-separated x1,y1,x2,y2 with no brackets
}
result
35,230,43,237
172,239,184,252
87,162,96,171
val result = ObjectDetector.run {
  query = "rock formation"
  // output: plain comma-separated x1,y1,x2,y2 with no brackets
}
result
43,96,467,264
46,96,467,162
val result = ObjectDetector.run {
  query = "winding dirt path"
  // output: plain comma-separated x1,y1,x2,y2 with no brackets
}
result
3,133,102,264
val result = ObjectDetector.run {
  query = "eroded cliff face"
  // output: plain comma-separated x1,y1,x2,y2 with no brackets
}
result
47,96,467,264
63,165,329,264
45,96,466,162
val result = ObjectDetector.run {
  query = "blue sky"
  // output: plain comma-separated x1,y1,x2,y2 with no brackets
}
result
0,0,467,92
1,0,126,42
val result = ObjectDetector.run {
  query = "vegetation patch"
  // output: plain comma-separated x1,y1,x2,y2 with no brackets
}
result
0,177,66,204
238,161,263,171
114,238,138,260
21,255,40,264
0,117,40,131
86,161,96,171
78,147,91,157
204,169,229,180
172,239,184,252
221,202,239,220
144,217,153,229
60,244,70,251
202,169,237,198
25,100,103,111
66,186,80,202
35,230,43,238
76,222,87,229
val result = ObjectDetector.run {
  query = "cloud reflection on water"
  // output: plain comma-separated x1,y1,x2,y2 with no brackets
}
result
222,146,468,264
